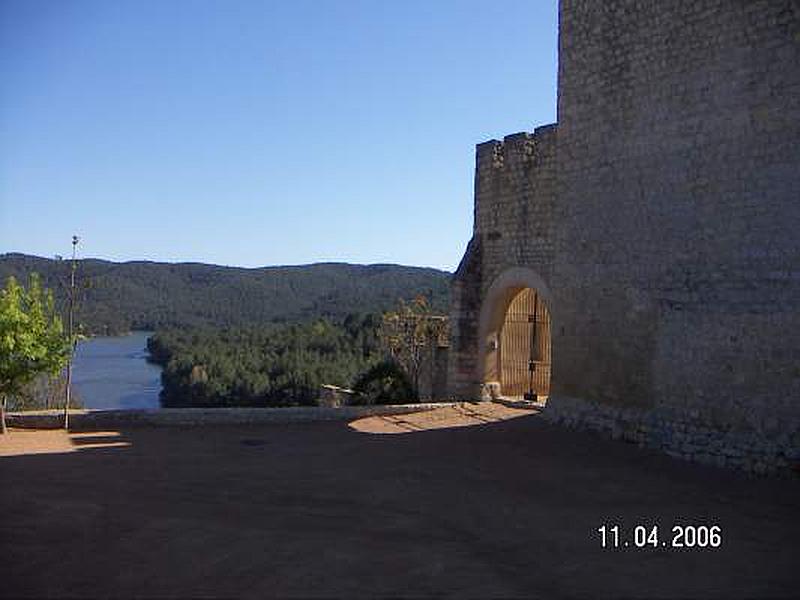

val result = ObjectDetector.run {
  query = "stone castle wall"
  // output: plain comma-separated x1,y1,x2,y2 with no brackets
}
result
449,0,800,471
554,0,800,420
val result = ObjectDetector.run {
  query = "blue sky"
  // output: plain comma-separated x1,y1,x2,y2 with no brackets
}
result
0,0,557,271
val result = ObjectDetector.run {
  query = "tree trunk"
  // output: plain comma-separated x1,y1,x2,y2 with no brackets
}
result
1,396,7,435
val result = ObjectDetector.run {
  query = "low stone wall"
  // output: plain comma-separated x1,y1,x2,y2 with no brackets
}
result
543,396,800,475
7,403,460,430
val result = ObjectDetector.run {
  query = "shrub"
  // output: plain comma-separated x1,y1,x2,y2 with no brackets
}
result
351,360,417,406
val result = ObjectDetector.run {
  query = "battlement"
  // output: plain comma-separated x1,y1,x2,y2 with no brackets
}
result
475,123,558,172
471,121,559,284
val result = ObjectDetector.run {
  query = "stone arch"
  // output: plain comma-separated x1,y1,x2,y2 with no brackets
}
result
478,267,554,399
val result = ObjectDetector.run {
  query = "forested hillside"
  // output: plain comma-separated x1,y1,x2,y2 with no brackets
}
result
147,316,382,407
0,253,450,334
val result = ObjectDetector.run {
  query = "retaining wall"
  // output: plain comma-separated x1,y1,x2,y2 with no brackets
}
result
544,396,800,475
7,403,461,430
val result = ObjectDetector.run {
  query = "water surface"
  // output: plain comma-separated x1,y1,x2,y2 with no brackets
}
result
72,331,161,410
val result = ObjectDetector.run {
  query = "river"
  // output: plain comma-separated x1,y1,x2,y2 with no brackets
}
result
72,331,162,410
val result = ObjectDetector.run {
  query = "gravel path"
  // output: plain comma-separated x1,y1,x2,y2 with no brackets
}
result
1,404,798,598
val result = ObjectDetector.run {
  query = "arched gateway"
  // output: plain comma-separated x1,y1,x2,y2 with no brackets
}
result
478,268,553,401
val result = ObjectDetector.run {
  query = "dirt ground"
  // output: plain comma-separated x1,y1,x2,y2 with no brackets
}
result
1,403,798,598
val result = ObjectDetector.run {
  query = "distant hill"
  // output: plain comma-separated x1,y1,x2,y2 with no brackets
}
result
0,253,451,335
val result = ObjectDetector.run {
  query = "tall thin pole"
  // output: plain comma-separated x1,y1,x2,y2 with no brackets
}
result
64,236,79,430
527,291,539,402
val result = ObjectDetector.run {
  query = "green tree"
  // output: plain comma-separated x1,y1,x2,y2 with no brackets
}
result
351,360,416,405
0,274,71,433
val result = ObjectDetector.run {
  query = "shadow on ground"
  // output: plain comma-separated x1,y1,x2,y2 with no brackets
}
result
1,411,798,598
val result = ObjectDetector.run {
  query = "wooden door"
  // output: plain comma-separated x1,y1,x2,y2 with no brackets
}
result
499,288,551,398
